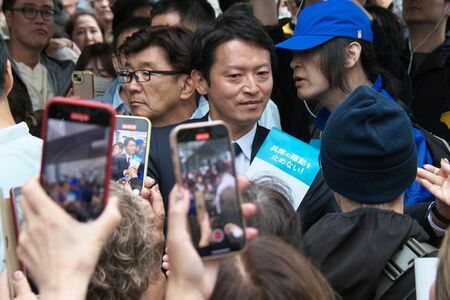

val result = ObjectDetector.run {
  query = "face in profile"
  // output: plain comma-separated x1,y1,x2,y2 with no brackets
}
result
122,46,188,127
290,50,330,101
71,14,104,51
197,39,273,131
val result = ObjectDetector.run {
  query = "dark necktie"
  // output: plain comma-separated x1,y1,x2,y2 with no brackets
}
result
233,142,242,157
127,156,130,166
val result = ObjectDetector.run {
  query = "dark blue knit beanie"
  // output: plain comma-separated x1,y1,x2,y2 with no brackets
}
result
320,86,417,204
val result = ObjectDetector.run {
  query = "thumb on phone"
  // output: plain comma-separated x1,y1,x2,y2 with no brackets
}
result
12,271,37,299
91,196,122,243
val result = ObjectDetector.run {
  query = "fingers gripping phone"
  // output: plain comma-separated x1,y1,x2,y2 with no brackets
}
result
170,121,246,259
112,116,151,194
40,97,116,222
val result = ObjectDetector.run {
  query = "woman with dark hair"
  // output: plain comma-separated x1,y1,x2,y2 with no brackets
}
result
65,12,105,51
75,43,115,78
210,235,336,300
276,0,433,205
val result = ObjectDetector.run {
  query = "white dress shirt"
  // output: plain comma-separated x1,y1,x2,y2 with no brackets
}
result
233,125,257,176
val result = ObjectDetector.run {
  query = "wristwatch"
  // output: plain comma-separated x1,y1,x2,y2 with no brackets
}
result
429,201,450,226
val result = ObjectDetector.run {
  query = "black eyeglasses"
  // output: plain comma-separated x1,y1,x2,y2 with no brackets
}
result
9,6,56,21
117,70,184,84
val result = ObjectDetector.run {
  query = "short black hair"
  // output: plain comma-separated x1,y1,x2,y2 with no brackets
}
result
112,0,153,31
191,12,276,84
112,17,150,50
114,142,124,149
218,0,249,13
0,37,9,95
123,137,136,148
151,0,215,29
2,0,57,11
118,25,193,74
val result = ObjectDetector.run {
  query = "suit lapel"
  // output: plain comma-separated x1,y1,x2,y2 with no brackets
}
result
250,124,270,162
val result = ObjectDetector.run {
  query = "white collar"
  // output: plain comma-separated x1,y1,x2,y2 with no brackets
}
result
0,122,30,144
207,116,257,160
233,124,257,161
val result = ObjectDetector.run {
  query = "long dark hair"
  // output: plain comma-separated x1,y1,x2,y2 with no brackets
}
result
315,37,400,99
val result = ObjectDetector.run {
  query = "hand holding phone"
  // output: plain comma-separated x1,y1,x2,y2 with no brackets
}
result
165,182,258,299
170,121,246,259
40,97,116,222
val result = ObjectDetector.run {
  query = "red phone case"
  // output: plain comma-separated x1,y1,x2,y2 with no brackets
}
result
39,97,116,216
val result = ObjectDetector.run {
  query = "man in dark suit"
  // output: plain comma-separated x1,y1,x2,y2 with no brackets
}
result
112,137,137,181
148,13,338,230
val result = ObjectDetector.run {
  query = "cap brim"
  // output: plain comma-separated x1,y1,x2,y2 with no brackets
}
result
276,34,335,51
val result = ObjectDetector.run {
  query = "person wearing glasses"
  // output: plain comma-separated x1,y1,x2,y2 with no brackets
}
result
2,0,74,119
117,25,197,128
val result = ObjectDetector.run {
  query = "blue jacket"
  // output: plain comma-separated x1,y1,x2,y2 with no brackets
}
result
315,75,433,204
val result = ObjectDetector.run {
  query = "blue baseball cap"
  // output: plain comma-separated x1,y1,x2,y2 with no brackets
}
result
276,0,373,51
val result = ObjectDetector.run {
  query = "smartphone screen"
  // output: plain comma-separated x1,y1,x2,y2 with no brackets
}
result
172,122,246,258
40,98,115,222
112,116,151,194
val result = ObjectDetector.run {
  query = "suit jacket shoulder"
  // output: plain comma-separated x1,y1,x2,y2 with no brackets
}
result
250,124,270,162
147,117,206,208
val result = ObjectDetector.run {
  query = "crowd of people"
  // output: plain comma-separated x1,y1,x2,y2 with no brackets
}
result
0,0,450,299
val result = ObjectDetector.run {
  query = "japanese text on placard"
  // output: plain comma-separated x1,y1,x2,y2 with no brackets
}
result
270,145,312,175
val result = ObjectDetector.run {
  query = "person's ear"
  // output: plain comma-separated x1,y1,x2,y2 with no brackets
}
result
179,75,196,101
191,70,208,96
345,42,362,69
4,60,14,96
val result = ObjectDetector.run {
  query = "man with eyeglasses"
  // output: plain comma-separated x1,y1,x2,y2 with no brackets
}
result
117,25,198,128
2,0,74,117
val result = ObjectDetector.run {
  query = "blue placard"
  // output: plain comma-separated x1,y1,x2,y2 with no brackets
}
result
256,128,320,186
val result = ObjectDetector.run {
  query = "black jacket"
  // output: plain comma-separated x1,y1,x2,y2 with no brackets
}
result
147,116,270,211
303,207,430,300
401,38,450,141
148,117,338,231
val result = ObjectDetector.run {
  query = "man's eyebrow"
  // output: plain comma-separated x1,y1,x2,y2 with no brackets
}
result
224,63,271,70
137,62,157,68
21,2,54,9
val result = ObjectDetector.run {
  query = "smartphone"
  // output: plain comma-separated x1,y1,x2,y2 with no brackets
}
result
40,97,116,222
112,116,151,194
7,187,38,294
0,189,20,295
170,121,246,259
72,71,113,99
